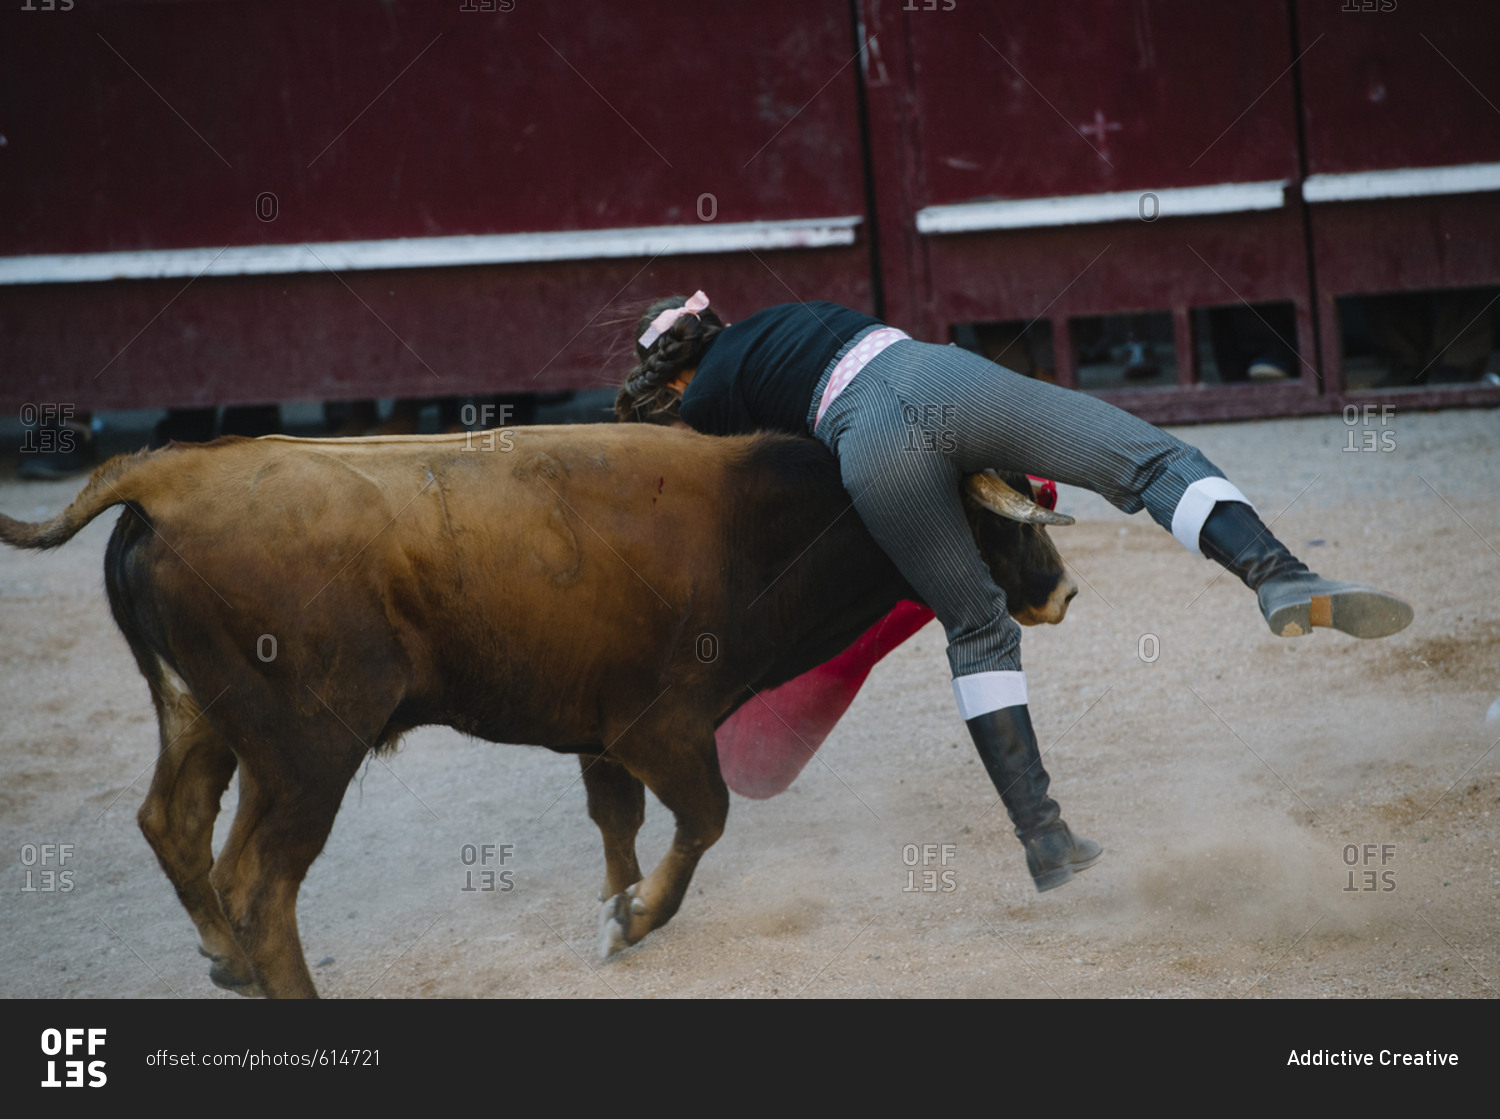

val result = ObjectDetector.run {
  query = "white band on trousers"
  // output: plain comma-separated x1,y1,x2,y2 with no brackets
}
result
952,670,1028,720
1170,477,1255,556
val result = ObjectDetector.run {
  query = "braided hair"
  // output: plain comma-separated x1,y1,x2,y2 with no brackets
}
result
614,295,727,424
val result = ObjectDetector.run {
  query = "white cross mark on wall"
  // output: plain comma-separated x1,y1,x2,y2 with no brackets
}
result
1078,109,1122,163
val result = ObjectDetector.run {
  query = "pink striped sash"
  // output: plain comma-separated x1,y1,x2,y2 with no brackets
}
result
813,327,910,428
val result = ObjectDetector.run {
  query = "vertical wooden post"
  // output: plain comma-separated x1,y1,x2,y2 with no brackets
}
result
1318,291,1344,401
855,0,925,334
1173,306,1197,388
1051,315,1076,389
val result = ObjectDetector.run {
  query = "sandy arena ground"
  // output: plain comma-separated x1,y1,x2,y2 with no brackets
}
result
1,407,1496,999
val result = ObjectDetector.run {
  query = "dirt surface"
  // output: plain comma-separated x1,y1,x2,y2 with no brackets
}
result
2,407,1497,999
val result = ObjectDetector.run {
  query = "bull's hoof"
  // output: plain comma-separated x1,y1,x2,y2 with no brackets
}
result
207,956,265,998
598,898,631,960
597,884,650,960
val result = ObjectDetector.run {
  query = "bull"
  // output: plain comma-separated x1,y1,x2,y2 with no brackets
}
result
0,424,1075,997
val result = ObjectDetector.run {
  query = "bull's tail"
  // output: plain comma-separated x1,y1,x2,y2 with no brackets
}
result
0,448,161,550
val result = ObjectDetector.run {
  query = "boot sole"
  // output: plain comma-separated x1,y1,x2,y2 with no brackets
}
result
1033,847,1104,893
1266,588,1413,640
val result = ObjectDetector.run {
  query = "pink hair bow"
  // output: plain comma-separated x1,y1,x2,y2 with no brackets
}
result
639,290,710,349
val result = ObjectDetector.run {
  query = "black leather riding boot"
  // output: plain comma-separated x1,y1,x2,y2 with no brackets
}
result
1198,501,1413,638
966,705,1103,892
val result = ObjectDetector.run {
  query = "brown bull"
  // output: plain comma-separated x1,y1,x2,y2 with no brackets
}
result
0,425,1074,997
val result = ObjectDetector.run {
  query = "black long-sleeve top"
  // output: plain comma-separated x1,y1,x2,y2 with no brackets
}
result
677,301,882,435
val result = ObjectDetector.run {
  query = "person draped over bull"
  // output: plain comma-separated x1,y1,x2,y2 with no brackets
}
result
616,292,1413,893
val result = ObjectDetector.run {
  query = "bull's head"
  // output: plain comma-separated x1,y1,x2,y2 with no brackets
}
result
961,470,1078,626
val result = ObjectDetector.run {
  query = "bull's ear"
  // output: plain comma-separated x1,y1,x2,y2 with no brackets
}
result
964,470,1075,526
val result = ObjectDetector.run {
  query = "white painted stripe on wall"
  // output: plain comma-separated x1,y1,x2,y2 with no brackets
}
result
1302,162,1500,203
0,216,863,286
915,181,1288,234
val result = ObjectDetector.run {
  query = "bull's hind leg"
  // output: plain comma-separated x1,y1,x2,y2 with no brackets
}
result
580,756,646,901
598,724,728,958
136,673,258,995
208,746,365,999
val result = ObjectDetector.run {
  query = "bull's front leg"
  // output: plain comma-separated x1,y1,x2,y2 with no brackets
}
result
597,724,728,959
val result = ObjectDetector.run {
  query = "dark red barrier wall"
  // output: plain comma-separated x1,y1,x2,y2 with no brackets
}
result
3,0,1498,419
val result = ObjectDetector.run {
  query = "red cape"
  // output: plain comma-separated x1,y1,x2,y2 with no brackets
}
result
714,600,935,798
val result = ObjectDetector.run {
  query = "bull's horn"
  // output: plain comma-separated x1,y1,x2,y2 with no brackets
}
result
964,470,1075,526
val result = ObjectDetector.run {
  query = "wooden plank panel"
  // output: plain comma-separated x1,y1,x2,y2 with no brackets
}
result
0,249,872,413
1296,0,1500,176
902,0,1301,205
0,0,875,410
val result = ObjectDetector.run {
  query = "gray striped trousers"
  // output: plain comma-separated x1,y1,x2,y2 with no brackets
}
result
810,338,1245,708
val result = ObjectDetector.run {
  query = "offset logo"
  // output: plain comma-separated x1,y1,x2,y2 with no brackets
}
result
902,843,958,893
1342,843,1397,892
40,1028,106,1088
20,843,75,892
459,842,516,893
